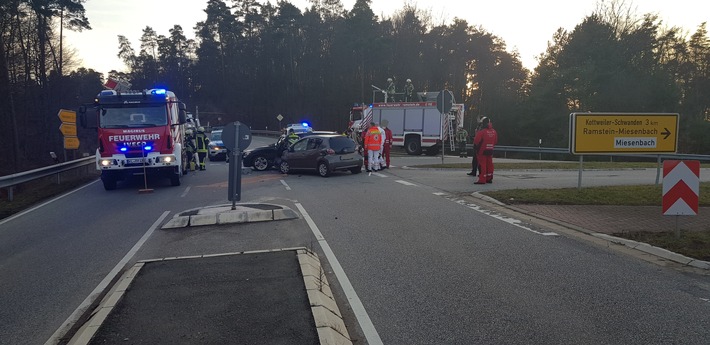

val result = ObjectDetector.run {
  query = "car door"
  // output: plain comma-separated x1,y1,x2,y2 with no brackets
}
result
301,137,324,170
287,138,310,169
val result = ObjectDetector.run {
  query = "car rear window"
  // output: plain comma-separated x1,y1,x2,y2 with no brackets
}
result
328,136,355,153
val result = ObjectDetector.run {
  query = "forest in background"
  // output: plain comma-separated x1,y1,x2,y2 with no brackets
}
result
0,0,708,175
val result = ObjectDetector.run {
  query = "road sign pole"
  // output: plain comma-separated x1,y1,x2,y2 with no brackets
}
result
232,122,242,210
578,155,584,190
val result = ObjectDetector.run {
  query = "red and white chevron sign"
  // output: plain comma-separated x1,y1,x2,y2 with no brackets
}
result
662,160,700,216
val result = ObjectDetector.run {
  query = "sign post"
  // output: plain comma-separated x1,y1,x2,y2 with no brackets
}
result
569,113,679,154
223,121,252,209
663,160,699,238
569,112,679,188
436,90,454,163
58,109,79,161
277,114,283,130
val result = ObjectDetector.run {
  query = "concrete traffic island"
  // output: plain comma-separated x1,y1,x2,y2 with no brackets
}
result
67,248,353,345
162,203,300,229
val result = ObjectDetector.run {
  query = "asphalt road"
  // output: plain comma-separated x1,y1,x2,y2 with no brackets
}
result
1,136,709,345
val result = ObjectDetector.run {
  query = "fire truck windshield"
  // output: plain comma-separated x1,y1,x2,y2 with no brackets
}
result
99,104,168,128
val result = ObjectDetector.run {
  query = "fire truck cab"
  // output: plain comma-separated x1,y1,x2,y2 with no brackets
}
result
79,88,188,190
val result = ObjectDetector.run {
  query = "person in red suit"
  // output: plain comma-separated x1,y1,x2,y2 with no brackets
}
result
473,117,498,184
381,120,393,168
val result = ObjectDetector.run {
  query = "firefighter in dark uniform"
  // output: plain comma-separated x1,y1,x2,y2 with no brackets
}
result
386,78,396,102
185,129,197,171
196,126,210,170
404,79,415,101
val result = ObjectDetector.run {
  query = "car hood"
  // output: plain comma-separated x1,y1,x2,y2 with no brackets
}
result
244,143,277,154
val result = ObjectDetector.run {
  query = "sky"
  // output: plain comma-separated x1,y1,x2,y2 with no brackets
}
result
63,0,709,77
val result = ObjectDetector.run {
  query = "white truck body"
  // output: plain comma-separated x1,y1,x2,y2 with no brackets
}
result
350,101,464,155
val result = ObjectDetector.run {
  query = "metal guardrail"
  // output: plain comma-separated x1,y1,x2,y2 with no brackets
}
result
494,145,710,162
0,156,95,201
3,143,710,201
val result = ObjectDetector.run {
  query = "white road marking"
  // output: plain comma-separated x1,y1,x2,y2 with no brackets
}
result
372,172,387,177
0,180,99,228
442,195,558,236
180,186,191,197
432,192,447,196
44,211,170,345
395,180,417,186
295,203,383,345
280,179,291,190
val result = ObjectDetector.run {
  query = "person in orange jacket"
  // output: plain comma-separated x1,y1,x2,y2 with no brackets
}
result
364,122,383,172
473,117,497,184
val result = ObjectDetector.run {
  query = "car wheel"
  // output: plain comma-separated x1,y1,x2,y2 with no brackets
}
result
279,161,290,174
253,156,269,171
318,162,330,177
350,165,362,174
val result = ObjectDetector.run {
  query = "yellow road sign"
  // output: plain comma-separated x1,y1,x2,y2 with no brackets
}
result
570,113,679,154
59,123,77,136
64,136,80,150
58,109,76,123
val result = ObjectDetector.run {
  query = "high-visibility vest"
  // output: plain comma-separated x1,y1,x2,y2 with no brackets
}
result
365,127,382,151
196,133,209,152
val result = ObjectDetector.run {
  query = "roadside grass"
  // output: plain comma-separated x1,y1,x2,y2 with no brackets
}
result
0,174,98,220
482,183,710,206
616,231,710,262
414,161,710,170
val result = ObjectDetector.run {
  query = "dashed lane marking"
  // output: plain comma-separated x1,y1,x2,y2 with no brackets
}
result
395,180,417,186
372,172,387,177
280,179,291,191
432,192,558,237
180,186,191,197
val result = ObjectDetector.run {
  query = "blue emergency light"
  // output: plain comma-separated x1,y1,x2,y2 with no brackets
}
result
143,145,153,151
151,89,166,95
119,147,128,152
302,122,309,127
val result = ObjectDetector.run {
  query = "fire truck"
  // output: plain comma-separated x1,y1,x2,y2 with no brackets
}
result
79,88,188,190
347,91,464,155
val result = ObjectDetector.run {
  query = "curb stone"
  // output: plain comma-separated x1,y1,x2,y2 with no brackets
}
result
297,249,353,345
161,203,300,229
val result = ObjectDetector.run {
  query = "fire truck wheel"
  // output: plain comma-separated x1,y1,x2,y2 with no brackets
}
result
102,177,117,191
253,156,269,171
318,162,330,177
405,138,422,155
170,168,181,186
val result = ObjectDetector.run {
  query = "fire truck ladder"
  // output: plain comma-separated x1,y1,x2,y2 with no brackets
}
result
447,112,456,151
